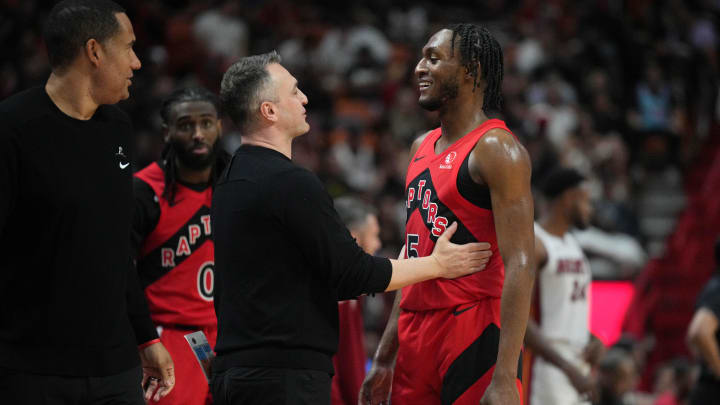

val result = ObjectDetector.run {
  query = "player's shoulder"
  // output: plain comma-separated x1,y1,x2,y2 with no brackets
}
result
410,129,436,156
411,129,434,148
134,161,164,181
473,126,529,164
476,126,521,148
133,175,159,200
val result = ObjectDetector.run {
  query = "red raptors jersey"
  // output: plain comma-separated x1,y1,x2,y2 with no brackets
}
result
135,163,216,328
401,119,510,311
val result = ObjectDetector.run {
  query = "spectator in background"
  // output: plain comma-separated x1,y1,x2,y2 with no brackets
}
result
192,1,248,69
686,238,720,405
652,358,694,405
632,62,676,134
332,196,382,405
596,349,640,405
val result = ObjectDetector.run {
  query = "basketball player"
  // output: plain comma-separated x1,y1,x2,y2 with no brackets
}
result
525,167,604,405
361,24,535,405
332,197,382,405
133,87,228,404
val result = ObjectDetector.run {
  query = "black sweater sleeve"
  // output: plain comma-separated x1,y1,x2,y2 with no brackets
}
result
124,134,159,345
126,257,159,345
279,168,391,299
0,113,18,236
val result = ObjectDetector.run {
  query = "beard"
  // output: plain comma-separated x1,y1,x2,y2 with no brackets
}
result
572,210,590,230
171,139,218,171
419,76,459,111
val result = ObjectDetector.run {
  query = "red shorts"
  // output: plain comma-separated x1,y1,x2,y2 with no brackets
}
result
392,298,522,405
150,325,217,405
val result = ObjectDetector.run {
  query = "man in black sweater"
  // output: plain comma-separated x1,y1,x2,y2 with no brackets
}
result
210,51,493,405
0,1,174,404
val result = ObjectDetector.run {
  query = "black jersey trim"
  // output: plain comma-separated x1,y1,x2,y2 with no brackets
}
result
440,323,522,404
406,169,478,244
137,205,212,287
456,154,492,210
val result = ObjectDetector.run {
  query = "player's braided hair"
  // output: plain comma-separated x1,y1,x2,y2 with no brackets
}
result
447,23,504,113
159,87,226,205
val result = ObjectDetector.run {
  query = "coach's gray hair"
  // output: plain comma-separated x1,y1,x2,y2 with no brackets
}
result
220,51,282,133
334,196,377,231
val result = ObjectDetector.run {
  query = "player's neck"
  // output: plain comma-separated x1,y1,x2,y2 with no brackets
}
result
539,211,570,237
45,71,99,121
176,160,212,185
437,98,488,149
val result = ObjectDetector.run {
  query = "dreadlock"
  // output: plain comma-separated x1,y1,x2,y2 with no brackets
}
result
159,87,228,205
447,23,504,113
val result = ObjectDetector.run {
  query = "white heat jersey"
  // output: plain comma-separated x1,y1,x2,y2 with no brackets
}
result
534,223,591,349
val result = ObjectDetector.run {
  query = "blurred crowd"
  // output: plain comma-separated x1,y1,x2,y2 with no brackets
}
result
2,0,719,403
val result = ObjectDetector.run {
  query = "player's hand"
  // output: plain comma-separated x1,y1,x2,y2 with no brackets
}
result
431,222,492,279
358,362,394,405
479,375,519,405
582,338,605,367
139,341,175,402
564,366,596,400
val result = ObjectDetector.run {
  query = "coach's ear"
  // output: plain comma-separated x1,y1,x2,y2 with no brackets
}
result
85,38,103,68
259,101,278,124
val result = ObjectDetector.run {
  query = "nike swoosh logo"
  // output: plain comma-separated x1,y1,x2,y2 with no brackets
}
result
452,303,478,316
119,162,130,169
413,155,426,162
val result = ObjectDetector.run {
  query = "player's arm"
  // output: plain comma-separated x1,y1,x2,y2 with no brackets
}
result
583,333,606,367
525,238,593,393
359,247,405,405
524,235,579,372
687,307,720,378
470,129,535,404
524,235,567,369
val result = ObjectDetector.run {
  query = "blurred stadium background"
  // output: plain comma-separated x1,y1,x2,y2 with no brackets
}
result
2,0,719,402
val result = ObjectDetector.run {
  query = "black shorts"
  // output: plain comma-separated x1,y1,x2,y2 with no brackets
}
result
0,365,144,405
211,366,332,405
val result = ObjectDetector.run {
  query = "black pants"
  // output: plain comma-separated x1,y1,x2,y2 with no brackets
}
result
0,365,144,405
689,380,720,405
211,366,331,405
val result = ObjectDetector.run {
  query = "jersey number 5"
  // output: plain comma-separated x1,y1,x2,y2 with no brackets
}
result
406,234,419,258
